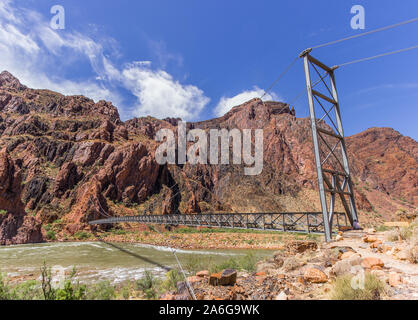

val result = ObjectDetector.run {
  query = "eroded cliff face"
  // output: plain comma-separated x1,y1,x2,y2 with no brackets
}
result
0,70,416,243
0,149,42,245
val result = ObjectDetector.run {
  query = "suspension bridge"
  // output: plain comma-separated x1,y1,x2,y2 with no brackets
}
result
89,17,418,242
89,212,349,234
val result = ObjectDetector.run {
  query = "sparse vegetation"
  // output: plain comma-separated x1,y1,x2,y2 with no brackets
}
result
73,231,90,240
330,273,386,300
0,264,190,300
210,253,258,273
86,280,115,300
111,229,127,235
46,230,56,241
161,270,182,291
385,218,418,242
135,270,159,299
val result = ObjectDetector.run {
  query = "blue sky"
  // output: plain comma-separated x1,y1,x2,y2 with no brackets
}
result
1,0,417,139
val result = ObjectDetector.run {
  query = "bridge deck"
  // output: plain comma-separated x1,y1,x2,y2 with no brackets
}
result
89,212,349,234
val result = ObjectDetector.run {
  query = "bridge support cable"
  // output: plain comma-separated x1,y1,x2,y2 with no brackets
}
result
311,17,418,50
148,226,197,300
300,49,360,242
337,44,418,68
89,196,196,299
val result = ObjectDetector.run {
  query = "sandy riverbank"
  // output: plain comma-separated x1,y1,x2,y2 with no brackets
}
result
50,227,322,250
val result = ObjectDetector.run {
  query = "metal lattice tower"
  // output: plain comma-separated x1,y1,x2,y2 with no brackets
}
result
300,48,360,242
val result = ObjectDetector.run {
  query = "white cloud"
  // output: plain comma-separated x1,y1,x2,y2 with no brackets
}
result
122,62,209,120
214,86,279,117
0,1,210,121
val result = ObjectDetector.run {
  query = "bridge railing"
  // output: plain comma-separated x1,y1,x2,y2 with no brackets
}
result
89,212,348,234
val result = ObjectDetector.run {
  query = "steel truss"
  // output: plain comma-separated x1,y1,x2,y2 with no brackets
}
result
89,212,348,234
300,48,360,242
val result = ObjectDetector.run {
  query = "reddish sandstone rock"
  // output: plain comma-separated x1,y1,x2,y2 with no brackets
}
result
187,276,203,284
388,273,402,287
209,269,237,286
196,270,209,277
363,236,379,243
53,162,83,197
303,268,328,283
0,149,42,245
285,240,318,254
340,251,357,260
361,257,384,269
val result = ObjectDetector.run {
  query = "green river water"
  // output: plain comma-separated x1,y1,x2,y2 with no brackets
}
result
0,242,273,284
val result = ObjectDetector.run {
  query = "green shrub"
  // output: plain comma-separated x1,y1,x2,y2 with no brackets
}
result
330,273,385,300
161,269,182,291
0,274,12,300
11,280,42,300
46,230,56,241
136,271,159,300
40,263,86,300
86,281,115,300
40,262,55,300
0,210,7,216
55,279,86,300
112,229,127,235
120,285,130,300
74,231,90,240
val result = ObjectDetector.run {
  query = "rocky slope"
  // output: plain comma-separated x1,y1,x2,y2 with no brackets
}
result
162,227,418,300
0,71,416,244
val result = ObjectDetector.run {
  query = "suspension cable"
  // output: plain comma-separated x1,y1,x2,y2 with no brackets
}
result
337,44,418,67
312,17,418,49
260,56,299,99
90,195,197,300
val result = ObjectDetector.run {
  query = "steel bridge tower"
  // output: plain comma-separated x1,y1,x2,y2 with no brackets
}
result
300,48,361,242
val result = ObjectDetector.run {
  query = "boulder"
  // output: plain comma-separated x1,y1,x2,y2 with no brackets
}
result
388,273,402,287
361,257,384,269
256,261,278,273
331,254,363,276
363,236,379,243
282,257,301,272
335,235,343,241
196,270,209,277
395,249,409,261
209,269,237,286
304,268,328,283
340,251,356,260
272,251,285,267
187,276,203,284
285,240,318,254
